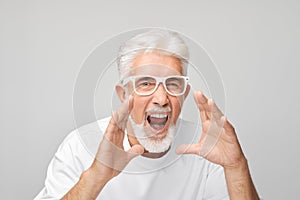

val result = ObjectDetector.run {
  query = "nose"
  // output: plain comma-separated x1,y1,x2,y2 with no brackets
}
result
152,83,169,106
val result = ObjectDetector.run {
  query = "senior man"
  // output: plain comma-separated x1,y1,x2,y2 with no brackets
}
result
35,29,259,200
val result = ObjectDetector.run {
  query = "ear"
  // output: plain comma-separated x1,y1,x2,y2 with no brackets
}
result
184,84,191,99
115,84,126,103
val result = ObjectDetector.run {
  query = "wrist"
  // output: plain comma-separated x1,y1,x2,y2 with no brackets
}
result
224,157,248,171
84,165,111,186
224,158,250,179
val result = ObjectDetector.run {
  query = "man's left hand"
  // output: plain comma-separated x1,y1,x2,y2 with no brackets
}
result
176,90,246,169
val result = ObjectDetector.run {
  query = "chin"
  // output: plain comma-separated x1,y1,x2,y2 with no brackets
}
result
129,116,176,153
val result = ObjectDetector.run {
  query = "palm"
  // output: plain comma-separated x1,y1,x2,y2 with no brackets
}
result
177,91,245,168
92,96,144,180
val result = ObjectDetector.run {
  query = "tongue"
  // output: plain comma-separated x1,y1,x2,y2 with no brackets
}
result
149,117,167,124
148,116,167,131
151,124,165,131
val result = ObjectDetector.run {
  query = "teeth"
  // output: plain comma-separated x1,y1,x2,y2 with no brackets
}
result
150,113,167,118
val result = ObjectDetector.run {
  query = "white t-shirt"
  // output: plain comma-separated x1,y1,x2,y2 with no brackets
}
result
34,117,229,200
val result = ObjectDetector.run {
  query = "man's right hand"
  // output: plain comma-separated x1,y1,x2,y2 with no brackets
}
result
89,95,144,182
62,96,144,200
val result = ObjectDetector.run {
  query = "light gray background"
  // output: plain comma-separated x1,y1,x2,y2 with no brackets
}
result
1,1,299,199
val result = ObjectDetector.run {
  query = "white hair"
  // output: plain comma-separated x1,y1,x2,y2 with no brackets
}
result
117,29,189,80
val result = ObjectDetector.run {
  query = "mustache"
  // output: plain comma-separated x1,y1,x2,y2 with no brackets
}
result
145,105,171,113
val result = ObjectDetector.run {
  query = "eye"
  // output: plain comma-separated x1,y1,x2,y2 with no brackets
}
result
166,78,181,88
140,81,151,86
135,77,156,88
167,82,180,88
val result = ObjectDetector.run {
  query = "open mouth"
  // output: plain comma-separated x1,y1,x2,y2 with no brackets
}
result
146,112,170,134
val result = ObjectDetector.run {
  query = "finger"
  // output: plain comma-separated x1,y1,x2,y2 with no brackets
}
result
222,117,236,135
105,95,133,139
176,143,201,155
200,120,224,157
126,144,145,160
193,91,210,121
112,95,134,130
209,99,224,121
114,95,133,123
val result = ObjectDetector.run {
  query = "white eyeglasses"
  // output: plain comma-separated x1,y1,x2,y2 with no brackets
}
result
121,75,189,96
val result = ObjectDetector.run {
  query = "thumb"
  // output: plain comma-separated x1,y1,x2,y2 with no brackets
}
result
126,144,144,160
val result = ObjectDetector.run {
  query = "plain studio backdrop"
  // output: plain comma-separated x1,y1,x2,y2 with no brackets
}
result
1,1,299,199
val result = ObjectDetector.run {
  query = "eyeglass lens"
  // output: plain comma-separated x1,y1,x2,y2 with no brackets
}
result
134,76,185,95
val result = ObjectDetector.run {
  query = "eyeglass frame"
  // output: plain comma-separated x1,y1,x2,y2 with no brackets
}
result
120,75,190,96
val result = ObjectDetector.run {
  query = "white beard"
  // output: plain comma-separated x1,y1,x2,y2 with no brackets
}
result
129,116,176,153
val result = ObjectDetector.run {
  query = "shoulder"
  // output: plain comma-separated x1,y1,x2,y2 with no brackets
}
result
75,116,110,135
55,117,111,167
67,117,110,145
33,118,111,199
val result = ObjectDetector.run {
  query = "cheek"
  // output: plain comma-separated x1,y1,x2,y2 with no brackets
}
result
170,97,184,123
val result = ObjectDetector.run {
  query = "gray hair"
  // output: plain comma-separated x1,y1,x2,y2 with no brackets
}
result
117,29,189,80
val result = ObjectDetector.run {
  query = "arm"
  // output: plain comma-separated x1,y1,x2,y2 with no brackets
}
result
176,91,259,200
61,167,110,200
62,96,144,200
224,159,259,200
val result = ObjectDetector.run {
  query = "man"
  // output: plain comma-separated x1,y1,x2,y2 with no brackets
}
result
35,29,260,199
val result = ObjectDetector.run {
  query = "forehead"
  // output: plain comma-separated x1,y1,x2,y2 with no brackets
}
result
130,52,182,76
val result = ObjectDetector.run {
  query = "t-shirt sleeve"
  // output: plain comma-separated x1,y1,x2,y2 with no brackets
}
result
34,131,87,200
203,162,229,200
